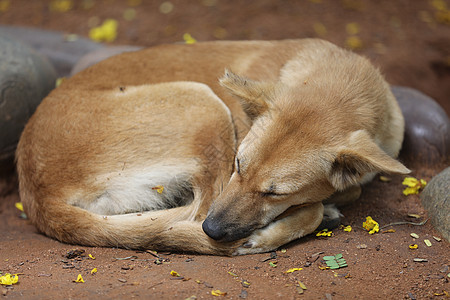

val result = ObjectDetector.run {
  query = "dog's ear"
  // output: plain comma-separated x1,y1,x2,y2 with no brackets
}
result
328,130,410,191
219,69,273,120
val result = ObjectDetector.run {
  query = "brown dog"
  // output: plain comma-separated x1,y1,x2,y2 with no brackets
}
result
16,39,410,255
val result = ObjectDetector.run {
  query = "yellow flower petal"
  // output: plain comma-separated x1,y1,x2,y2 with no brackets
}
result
211,290,227,296
152,185,164,194
0,274,18,285
74,274,84,283
170,270,180,277
89,254,95,260
362,216,379,234
89,19,118,42
298,280,307,290
345,36,363,50
285,268,303,273
402,177,427,195
91,268,97,274
343,225,352,232
316,229,333,237
183,33,197,44
15,202,24,212
409,244,418,249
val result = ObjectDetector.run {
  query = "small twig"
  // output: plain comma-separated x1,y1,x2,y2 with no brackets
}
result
380,219,428,230
114,255,138,260
261,251,277,262
145,250,160,258
148,282,164,289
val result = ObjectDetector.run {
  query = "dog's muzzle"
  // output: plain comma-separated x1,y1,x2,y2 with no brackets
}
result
202,217,256,242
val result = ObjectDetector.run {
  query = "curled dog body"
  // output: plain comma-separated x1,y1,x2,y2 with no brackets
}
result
16,39,409,255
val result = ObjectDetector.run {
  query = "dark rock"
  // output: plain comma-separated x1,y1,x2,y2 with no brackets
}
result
0,35,57,165
0,25,104,77
70,45,143,75
392,86,450,169
420,167,450,242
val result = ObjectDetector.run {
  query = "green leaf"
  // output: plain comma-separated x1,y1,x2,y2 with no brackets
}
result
323,256,336,261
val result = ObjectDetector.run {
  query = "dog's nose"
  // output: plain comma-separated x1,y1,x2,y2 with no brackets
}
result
202,218,227,241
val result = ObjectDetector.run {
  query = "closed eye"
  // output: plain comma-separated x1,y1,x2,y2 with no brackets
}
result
261,191,288,197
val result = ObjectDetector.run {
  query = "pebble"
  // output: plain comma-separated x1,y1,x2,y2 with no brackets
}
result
392,86,450,168
0,26,103,76
0,35,57,167
420,167,450,242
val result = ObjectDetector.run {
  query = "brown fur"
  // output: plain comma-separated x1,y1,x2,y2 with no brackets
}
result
16,39,409,255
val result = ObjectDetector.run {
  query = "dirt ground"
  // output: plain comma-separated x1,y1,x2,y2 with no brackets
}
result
1,170,449,299
0,0,449,299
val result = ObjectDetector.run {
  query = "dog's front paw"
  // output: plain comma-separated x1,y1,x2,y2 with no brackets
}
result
233,202,324,255
233,235,271,256
232,224,281,255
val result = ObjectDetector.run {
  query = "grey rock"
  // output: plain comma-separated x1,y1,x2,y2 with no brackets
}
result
0,25,104,77
420,167,450,242
392,86,450,169
0,35,57,164
70,45,143,75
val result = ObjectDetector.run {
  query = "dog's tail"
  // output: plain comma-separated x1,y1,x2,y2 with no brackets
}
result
20,189,235,255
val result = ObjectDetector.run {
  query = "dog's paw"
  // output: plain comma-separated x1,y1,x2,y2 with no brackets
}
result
316,204,343,231
233,233,273,256
232,222,284,255
233,202,325,255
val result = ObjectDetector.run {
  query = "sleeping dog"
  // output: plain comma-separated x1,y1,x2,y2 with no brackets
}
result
16,39,409,255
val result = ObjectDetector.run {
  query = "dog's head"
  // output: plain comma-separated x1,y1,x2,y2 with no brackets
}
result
202,69,410,242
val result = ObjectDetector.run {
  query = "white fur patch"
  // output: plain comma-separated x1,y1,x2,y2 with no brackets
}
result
80,164,197,215
279,57,314,88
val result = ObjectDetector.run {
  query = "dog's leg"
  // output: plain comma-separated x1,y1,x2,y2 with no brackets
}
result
316,185,362,230
233,202,324,255
317,204,343,231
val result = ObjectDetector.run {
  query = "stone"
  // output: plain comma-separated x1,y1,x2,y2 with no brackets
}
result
70,45,143,75
392,86,450,169
420,167,450,242
0,25,104,77
0,35,57,166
